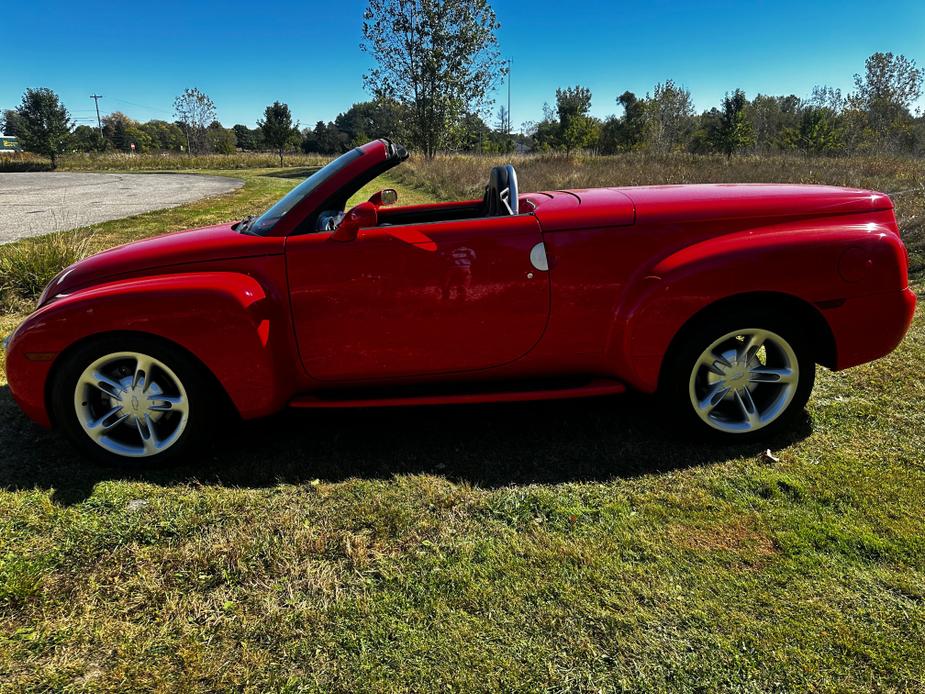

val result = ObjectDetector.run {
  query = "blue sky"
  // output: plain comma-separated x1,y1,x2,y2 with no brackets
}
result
3,0,924,130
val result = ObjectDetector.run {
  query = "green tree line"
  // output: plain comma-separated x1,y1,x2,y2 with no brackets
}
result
528,53,924,157
3,52,923,165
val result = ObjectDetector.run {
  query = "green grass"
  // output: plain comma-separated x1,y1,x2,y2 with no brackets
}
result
0,160,924,691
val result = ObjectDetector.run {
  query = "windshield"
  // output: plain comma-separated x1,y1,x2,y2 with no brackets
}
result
244,148,364,235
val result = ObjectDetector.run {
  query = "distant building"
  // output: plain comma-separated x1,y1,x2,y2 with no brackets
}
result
0,136,21,153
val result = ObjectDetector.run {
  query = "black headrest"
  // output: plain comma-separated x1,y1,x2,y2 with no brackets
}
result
484,165,519,216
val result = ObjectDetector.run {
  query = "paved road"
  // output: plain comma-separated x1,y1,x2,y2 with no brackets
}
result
0,172,244,243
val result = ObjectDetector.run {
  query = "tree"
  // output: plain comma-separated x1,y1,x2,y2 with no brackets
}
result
302,121,346,155
553,86,597,155
748,94,800,152
495,105,508,133
2,109,21,136
643,80,694,153
808,84,845,112
617,91,646,150
851,52,923,149
490,105,514,152
259,101,298,165
173,88,216,154
300,123,322,154
799,106,842,155
70,124,107,152
233,124,263,151
13,88,73,168
711,89,755,156
207,122,237,154
598,91,646,153
335,99,407,145
362,0,504,157
102,112,153,152
140,120,186,151
456,111,492,152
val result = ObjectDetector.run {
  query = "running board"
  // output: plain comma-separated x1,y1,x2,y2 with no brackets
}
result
289,378,626,409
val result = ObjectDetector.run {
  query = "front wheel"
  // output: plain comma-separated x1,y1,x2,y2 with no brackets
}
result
661,312,816,439
51,336,214,466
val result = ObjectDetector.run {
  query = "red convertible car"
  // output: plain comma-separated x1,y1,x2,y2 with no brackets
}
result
4,139,916,465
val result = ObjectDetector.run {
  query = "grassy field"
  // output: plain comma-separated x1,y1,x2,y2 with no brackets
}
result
1,156,924,691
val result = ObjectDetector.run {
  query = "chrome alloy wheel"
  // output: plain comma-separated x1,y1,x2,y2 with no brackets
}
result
688,328,799,434
73,352,189,458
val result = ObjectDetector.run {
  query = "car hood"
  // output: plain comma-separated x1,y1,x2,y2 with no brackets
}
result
41,222,283,303
618,184,894,224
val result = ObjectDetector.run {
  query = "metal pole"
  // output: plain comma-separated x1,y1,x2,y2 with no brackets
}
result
507,59,512,136
90,94,103,136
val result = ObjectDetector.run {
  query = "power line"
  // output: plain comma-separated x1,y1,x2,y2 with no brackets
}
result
108,97,172,115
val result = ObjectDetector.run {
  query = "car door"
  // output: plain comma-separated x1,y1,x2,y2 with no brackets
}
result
286,214,549,382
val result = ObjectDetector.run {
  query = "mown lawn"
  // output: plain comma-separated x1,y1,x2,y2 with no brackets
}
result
0,163,923,691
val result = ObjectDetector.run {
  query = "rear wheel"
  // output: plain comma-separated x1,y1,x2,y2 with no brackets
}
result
661,311,815,439
51,336,213,466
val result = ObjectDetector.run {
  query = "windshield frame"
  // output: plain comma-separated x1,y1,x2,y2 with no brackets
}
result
244,148,365,236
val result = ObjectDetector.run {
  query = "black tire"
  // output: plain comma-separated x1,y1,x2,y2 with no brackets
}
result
659,307,816,441
50,335,216,467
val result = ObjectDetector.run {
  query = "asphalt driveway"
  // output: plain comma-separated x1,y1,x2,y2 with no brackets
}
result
0,172,243,243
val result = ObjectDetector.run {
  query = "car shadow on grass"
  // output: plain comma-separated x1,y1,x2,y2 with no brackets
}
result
0,386,814,506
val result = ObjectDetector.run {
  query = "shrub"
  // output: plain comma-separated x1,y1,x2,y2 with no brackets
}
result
0,231,93,305
0,152,54,172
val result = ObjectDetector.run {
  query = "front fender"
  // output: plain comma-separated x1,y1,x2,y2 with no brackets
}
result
609,221,906,392
6,272,295,426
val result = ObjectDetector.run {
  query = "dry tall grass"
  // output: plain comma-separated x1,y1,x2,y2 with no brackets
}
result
56,151,331,171
391,152,925,273
0,151,332,172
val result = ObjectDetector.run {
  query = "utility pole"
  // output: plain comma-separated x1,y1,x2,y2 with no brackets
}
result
90,94,103,137
506,58,512,136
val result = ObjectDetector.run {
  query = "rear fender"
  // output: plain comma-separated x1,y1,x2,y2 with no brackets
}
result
609,222,904,392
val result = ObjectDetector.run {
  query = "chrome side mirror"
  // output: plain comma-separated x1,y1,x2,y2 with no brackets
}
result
369,188,398,207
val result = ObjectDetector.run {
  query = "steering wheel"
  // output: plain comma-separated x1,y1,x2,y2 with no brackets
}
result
484,165,519,216
317,210,345,232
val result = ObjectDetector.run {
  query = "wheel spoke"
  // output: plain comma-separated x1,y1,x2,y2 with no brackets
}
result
81,371,124,399
147,394,187,414
749,367,795,384
697,382,731,414
135,414,159,454
133,355,156,392
734,388,761,428
701,351,732,376
86,406,129,438
741,330,768,363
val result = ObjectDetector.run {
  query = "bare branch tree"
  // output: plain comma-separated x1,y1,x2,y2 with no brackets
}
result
173,88,216,155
